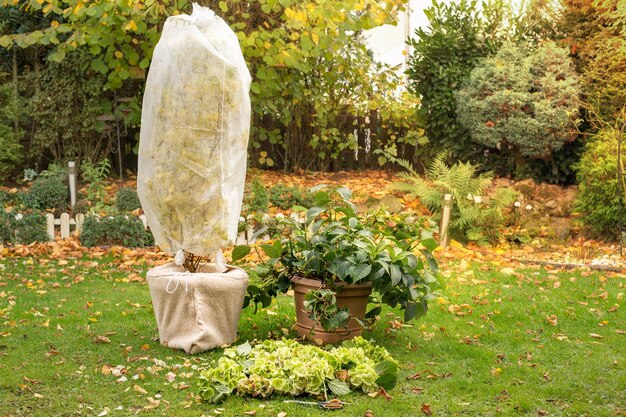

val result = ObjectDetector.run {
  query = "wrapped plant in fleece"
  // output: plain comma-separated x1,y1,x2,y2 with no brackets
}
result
137,4,251,267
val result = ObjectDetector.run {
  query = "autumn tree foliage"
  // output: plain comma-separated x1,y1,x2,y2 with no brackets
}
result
558,0,626,122
0,0,415,173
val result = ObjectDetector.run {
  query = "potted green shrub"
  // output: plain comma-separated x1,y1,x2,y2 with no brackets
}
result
234,186,443,344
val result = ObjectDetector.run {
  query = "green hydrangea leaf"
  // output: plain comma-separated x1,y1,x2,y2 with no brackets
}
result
327,379,351,396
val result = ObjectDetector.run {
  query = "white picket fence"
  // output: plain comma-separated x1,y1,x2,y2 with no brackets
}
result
45,213,85,239
44,213,149,240
40,196,453,246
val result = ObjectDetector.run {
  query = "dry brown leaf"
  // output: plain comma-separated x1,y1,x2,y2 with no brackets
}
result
134,384,148,395
93,335,111,344
421,403,432,415
545,315,558,326
377,387,393,401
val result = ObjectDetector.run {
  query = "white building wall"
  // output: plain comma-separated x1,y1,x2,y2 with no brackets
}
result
364,0,433,76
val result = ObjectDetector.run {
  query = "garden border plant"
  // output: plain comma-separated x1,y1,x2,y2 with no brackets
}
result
234,186,444,343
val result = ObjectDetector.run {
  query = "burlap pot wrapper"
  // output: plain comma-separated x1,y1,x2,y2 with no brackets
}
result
147,262,248,354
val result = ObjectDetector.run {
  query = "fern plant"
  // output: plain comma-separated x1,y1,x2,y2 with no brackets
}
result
389,151,491,240
389,150,517,243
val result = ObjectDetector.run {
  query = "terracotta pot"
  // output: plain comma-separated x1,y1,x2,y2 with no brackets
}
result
291,276,372,344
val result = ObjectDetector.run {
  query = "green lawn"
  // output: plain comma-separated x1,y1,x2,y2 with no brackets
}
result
0,253,624,417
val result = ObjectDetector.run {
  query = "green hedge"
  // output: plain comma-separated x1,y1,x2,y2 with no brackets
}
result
80,215,154,247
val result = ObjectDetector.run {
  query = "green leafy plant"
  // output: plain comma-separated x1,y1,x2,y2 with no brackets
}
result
80,215,154,247
39,163,67,182
2,0,411,174
243,178,269,214
503,200,534,244
557,0,625,123
0,211,49,244
198,337,397,403
115,187,141,213
234,186,443,330
25,52,112,165
22,168,38,182
0,83,24,180
269,183,313,210
304,289,351,333
81,159,111,213
467,188,519,245
19,177,67,212
575,109,626,239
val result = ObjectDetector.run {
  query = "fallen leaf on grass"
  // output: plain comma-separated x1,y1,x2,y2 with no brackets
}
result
495,390,510,401
500,267,515,276
93,335,111,344
242,411,256,416
448,304,473,316
277,412,287,417
23,376,42,384
142,397,160,411
371,387,392,400
363,411,374,417
133,384,148,395
545,315,558,326
408,370,431,380
589,333,604,339
421,403,432,415
411,387,424,395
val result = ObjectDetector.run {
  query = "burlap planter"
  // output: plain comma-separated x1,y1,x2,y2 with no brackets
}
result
147,262,248,354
